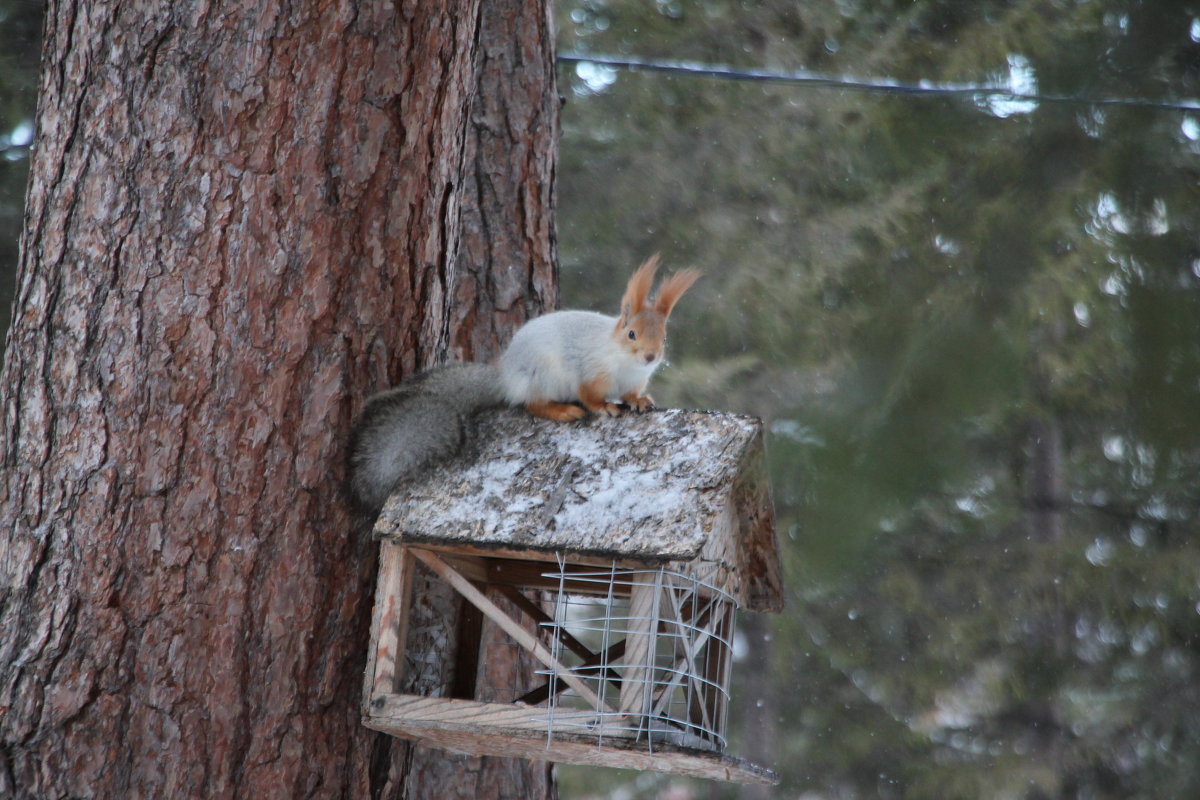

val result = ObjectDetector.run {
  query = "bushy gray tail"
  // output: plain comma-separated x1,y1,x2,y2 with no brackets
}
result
347,363,505,513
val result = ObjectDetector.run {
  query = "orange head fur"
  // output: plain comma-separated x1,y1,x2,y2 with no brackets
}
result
614,255,701,366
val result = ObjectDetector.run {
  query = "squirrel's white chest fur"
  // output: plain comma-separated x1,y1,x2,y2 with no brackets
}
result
498,310,659,405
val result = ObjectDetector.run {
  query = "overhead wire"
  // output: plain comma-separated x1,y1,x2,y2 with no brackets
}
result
558,53,1200,114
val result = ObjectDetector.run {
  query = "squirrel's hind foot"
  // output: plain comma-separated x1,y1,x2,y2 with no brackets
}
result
525,400,588,422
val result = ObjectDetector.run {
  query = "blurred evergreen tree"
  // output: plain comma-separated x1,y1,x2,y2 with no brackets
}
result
0,0,41,349
554,1,1200,798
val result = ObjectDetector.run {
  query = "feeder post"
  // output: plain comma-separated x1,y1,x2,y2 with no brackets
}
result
700,601,735,742
619,574,660,725
364,541,414,711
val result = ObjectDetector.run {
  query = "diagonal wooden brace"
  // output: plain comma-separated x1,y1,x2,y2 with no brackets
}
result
493,584,596,663
516,638,628,706
410,547,618,715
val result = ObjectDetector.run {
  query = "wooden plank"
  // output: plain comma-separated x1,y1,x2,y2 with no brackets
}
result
515,638,627,706
451,594,484,700
410,547,617,714
408,542,657,574
493,584,593,663
367,692,603,735
729,434,785,612
618,578,659,720
438,553,490,583
686,637,717,740
702,603,735,740
363,694,777,785
440,552,658,597
363,540,412,711
484,558,646,597
655,592,718,735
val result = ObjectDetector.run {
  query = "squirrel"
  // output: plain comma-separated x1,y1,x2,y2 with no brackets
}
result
347,255,700,512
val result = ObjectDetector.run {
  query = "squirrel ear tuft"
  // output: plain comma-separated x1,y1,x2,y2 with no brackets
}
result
622,254,660,318
654,268,701,318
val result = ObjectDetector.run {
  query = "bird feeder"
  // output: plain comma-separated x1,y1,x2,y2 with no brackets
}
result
361,408,784,785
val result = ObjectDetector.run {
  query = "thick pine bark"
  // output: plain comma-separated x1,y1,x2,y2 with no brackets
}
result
0,1,557,798
450,0,559,362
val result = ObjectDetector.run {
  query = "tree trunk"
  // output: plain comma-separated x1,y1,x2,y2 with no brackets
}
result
0,1,558,798
734,613,778,800
451,0,559,361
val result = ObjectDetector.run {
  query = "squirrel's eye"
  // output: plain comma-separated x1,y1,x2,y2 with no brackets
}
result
627,330,637,340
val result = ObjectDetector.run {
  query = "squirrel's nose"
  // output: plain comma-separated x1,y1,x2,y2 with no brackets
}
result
644,352,658,364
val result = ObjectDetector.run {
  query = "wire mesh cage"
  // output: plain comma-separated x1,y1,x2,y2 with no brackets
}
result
532,559,736,754
362,542,775,783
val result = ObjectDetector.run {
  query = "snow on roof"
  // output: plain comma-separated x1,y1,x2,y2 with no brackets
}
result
372,408,783,611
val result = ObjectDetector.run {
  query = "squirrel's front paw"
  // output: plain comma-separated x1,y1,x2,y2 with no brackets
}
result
598,401,622,417
622,393,655,413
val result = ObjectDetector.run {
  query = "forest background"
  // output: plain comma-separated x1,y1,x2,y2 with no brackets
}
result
2,1,1199,798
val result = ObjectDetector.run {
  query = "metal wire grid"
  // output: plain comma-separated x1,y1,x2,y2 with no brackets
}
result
533,557,736,753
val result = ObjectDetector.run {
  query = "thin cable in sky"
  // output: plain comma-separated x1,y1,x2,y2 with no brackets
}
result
558,53,1200,114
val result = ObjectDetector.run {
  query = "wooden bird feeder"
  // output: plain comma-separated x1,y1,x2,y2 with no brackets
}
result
361,408,784,785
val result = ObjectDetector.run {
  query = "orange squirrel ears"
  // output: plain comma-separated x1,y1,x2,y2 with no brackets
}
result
620,254,701,319
654,266,701,318
621,254,660,318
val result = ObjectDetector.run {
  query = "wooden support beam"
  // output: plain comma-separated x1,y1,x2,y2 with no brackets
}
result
618,577,660,721
484,557,648,596
703,603,735,739
411,547,617,714
492,584,628,704
654,595,719,728
515,638,628,706
451,594,484,700
363,540,413,710
364,693,779,785
685,622,720,740
493,584,593,663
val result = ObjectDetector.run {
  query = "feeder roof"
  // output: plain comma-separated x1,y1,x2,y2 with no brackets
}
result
373,408,783,612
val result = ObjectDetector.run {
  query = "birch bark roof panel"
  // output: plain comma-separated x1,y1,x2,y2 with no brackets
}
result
372,408,770,566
